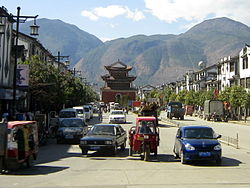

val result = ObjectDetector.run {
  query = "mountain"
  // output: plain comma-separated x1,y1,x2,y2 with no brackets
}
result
21,17,250,86
74,17,250,86
20,18,103,66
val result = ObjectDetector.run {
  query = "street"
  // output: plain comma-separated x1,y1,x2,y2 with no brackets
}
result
1,112,250,188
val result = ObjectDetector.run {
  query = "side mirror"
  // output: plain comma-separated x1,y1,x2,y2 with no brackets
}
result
217,134,222,139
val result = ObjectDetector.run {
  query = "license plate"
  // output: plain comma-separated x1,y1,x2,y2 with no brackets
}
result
199,152,211,157
65,135,73,139
90,146,100,150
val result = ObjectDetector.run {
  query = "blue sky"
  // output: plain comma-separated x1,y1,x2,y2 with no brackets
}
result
2,0,250,42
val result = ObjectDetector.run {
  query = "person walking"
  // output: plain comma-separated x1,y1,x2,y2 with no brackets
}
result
98,109,103,122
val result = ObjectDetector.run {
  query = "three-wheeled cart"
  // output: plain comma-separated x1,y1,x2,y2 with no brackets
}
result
1,121,39,172
128,117,159,161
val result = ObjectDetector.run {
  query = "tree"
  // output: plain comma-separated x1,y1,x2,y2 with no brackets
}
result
22,56,98,112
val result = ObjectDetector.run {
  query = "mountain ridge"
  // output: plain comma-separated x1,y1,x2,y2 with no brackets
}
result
20,17,250,86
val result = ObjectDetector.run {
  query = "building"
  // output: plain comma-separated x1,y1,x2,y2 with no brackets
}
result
100,60,137,104
239,44,250,92
137,84,156,101
0,7,15,114
217,55,239,91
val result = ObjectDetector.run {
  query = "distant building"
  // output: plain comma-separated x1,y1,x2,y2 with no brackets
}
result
239,44,250,92
138,84,156,100
100,60,137,104
217,55,239,91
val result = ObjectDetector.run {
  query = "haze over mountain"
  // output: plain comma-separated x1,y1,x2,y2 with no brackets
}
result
22,17,250,86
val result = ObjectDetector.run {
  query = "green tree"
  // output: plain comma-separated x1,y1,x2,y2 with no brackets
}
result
22,56,98,112
176,90,187,104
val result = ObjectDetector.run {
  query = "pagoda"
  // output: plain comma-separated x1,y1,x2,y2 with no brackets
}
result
100,60,137,104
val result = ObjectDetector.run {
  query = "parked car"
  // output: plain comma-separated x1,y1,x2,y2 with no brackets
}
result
173,125,222,165
56,118,88,144
83,105,91,122
109,110,126,123
79,124,127,155
166,101,185,120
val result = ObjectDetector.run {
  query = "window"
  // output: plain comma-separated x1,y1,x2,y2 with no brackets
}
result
243,57,248,69
247,78,250,88
230,62,234,72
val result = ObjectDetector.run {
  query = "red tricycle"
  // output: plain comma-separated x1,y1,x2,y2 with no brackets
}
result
128,117,159,161
0,121,39,172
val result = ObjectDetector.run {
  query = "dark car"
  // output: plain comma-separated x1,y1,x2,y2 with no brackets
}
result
173,126,222,164
79,124,127,155
56,118,88,144
166,102,185,120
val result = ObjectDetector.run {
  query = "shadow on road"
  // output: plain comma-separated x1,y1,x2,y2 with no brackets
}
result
35,140,81,165
4,165,69,176
180,156,242,167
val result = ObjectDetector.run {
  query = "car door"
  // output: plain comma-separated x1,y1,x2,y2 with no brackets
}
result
119,126,127,144
115,126,124,146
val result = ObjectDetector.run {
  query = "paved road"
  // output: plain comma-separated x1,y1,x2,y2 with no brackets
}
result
160,111,250,151
0,112,250,188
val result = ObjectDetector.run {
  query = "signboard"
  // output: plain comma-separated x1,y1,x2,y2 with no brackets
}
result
132,101,141,107
16,64,29,87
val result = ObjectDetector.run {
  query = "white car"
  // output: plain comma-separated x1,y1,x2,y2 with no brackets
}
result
109,110,126,124
73,106,85,121
83,105,91,121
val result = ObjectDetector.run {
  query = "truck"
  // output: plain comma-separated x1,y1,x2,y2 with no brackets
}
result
203,100,228,122
166,102,185,120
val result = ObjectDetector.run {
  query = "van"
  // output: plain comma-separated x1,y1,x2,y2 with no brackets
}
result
73,106,85,121
59,108,78,119
83,105,91,121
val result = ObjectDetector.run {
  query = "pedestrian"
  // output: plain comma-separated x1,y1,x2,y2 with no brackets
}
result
98,109,103,121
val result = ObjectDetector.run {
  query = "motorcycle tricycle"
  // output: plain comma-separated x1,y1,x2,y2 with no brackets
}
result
0,120,39,172
128,117,159,161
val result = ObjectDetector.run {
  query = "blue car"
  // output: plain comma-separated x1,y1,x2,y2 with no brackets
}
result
173,126,222,164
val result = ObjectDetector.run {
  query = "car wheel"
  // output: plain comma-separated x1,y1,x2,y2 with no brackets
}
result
154,148,158,156
129,147,133,156
180,151,187,164
121,141,126,150
216,158,222,165
81,149,88,155
56,138,62,144
144,146,150,161
26,155,34,168
0,156,4,172
173,147,179,158
112,144,118,156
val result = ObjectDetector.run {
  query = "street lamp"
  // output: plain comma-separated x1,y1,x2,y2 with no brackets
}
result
12,7,39,115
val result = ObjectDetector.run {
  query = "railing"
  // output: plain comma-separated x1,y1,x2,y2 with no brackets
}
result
219,133,239,149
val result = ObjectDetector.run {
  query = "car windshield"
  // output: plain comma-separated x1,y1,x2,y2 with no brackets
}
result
60,119,84,127
76,109,84,114
89,125,115,135
139,126,154,134
84,108,89,112
111,111,124,115
59,111,76,118
184,128,215,139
